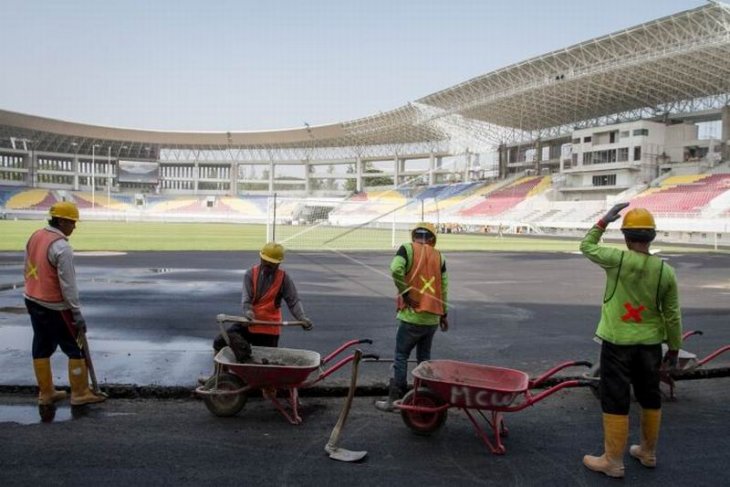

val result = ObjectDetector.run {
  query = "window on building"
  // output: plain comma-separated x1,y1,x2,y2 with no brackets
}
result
572,153,578,166
634,146,642,161
572,138,580,144
583,152,593,165
609,131,617,144
620,131,630,138
592,174,617,186
632,128,649,136
618,147,629,162
584,136,592,143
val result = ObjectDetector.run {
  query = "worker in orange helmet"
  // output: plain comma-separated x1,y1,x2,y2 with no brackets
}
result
375,222,448,412
24,202,106,407
581,204,682,478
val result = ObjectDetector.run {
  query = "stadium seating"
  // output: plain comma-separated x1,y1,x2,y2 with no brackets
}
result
628,174,730,214
459,176,550,217
4,189,58,210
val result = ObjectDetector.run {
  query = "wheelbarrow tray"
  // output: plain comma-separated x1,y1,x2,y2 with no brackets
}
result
412,360,530,409
215,346,321,388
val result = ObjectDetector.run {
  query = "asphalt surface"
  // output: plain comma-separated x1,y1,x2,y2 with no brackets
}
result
1,378,728,486
1,249,729,485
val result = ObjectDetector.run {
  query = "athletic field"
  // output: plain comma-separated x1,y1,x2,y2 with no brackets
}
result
0,220,719,253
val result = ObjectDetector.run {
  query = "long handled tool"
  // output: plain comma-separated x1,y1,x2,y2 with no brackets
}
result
216,314,307,328
324,349,367,462
76,328,107,397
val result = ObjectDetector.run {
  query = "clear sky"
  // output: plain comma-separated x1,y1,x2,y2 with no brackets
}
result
0,0,707,131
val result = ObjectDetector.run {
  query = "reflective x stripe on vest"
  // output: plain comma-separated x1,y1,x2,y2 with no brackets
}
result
25,229,65,303
398,242,444,315
248,264,285,336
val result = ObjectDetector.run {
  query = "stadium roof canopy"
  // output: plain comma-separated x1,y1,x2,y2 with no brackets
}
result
1,1,729,160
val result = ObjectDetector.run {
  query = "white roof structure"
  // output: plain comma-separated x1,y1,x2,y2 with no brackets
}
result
1,2,729,160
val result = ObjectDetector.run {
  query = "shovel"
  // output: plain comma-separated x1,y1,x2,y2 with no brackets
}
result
76,328,107,398
324,349,367,462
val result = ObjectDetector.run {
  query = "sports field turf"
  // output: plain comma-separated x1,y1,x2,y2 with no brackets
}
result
0,220,722,253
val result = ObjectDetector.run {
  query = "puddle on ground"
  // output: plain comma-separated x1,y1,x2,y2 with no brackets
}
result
0,306,26,314
0,404,136,425
0,405,73,424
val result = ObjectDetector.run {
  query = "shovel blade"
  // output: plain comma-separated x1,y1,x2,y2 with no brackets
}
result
325,445,368,463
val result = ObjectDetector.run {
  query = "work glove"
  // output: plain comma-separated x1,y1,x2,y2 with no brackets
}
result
72,309,87,333
301,318,314,331
600,202,630,226
439,315,449,332
662,349,679,370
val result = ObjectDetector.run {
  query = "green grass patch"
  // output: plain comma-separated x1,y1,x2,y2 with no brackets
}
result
0,220,722,253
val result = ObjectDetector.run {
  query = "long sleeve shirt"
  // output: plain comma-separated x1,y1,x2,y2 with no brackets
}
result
391,243,448,326
580,225,682,349
241,265,307,321
24,226,81,312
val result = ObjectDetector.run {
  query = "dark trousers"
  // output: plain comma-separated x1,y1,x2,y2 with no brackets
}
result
213,323,279,351
26,298,84,360
393,321,437,390
599,340,662,415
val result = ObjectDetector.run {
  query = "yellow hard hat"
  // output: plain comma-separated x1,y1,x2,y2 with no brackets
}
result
260,242,285,264
49,201,80,222
621,208,655,230
412,221,437,241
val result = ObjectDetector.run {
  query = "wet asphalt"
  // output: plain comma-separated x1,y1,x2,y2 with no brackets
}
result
0,250,729,485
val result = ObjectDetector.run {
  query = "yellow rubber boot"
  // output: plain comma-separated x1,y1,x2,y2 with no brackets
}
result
68,358,106,406
583,413,629,478
33,358,67,405
630,408,661,468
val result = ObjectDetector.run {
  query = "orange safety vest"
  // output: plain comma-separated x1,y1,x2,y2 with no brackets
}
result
25,229,66,304
248,265,285,336
397,242,444,316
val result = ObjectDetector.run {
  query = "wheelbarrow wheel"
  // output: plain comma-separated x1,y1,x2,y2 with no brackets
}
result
400,388,447,436
203,373,248,417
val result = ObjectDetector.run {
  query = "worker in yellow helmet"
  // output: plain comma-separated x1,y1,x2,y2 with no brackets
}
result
580,204,682,478
375,222,448,412
213,242,313,353
24,202,106,407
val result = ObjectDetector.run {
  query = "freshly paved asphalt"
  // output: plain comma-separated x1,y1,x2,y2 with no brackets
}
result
1,249,728,485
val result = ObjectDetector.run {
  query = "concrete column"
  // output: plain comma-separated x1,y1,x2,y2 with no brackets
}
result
393,156,400,187
304,160,311,194
464,150,471,182
428,153,435,186
25,150,37,188
722,106,730,163
268,160,275,193
355,157,363,192
73,154,79,191
230,161,239,195
193,160,199,195
498,144,508,178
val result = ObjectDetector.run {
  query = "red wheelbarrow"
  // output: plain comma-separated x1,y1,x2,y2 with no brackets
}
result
584,330,730,400
195,339,375,424
661,330,730,399
394,359,592,455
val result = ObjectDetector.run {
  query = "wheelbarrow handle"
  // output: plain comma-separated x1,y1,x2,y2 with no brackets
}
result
216,314,307,327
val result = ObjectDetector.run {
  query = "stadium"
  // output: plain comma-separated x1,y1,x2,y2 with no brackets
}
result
1,1,730,250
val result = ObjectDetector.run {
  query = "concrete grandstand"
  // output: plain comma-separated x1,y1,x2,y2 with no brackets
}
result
1,2,730,247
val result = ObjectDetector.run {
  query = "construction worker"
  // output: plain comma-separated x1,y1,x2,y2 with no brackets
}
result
213,242,313,351
375,222,448,412
24,201,106,406
581,203,682,478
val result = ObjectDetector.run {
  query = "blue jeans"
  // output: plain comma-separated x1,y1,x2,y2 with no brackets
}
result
393,321,437,390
